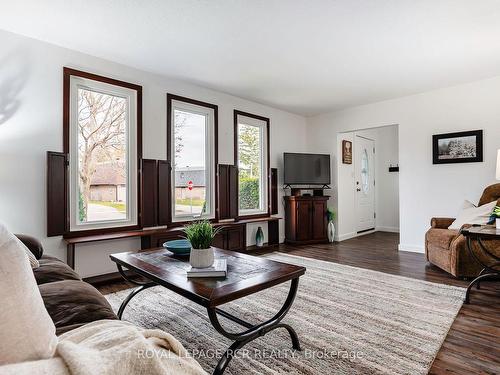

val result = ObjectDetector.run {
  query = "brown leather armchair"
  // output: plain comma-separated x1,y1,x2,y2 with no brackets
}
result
425,183,500,278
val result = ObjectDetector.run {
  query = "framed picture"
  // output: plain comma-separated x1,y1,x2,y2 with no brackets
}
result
432,130,483,164
342,140,352,164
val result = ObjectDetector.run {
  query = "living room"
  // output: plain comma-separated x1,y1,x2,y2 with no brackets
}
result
0,2,499,375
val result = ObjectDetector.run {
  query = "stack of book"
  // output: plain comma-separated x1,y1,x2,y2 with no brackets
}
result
187,259,227,278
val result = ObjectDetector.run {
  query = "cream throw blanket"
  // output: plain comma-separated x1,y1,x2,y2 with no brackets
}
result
0,320,207,375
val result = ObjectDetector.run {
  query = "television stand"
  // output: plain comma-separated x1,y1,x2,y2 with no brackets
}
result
284,195,330,244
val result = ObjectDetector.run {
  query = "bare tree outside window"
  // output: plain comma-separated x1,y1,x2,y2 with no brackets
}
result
77,88,127,222
174,110,187,166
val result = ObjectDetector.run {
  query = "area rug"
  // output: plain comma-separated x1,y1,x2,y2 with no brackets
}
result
105,253,465,374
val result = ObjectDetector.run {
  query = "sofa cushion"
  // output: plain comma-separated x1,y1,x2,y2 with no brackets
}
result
0,223,58,365
39,280,118,335
34,255,81,285
425,228,459,250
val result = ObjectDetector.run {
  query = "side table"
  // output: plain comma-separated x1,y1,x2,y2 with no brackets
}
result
460,225,500,304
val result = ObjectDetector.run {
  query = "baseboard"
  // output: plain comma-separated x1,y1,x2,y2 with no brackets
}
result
376,226,400,233
337,232,357,241
398,243,425,253
337,228,398,242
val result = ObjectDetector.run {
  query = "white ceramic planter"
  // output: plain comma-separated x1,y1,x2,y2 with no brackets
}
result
189,247,215,268
497,218,500,228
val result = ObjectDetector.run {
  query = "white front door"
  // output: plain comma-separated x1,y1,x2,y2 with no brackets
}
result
355,136,375,232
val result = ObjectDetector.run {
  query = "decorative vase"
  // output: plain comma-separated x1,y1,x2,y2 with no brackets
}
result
327,221,335,243
256,226,264,247
189,247,214,268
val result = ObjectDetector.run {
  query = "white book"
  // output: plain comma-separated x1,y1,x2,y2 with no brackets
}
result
187,259,227,278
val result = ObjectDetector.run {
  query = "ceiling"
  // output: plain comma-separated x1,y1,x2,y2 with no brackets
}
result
2,0,500,116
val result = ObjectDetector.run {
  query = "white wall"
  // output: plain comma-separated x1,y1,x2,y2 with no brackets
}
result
373,125,399,233
0,30,308,277
308,78,500,253
335,125,399,241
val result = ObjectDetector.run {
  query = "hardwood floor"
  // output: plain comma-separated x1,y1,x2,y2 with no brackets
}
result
97,232,499,375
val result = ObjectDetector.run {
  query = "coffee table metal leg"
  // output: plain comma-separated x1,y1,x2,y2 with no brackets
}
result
465,273,499,304
117,284,155,319
115,264,156,319
476,267,487,290
207,278,301,375
464,238,500,303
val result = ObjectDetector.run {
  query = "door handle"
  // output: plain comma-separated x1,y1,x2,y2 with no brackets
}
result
356,188,361,192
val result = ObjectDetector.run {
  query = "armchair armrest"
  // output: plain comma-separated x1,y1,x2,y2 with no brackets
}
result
15,234,44,259
430,217,455,229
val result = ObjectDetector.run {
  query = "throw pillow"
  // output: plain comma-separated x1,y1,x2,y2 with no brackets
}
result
448,200,497,230
460,200,476,210
0,223,57,365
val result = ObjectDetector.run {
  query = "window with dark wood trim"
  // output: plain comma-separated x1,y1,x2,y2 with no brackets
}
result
234,110,271,219
56,67,143,236
166,94,218,224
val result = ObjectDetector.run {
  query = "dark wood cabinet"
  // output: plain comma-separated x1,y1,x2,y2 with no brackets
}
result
312,200,327,240
296,200,312,241
149,224,245,251
212,232,226,249
226,227,245,250
284,196,329,244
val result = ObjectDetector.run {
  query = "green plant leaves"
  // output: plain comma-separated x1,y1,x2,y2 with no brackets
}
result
182,220,222,249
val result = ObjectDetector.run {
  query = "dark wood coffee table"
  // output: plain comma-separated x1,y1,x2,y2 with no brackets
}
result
460,225,500,304
110,247,306,374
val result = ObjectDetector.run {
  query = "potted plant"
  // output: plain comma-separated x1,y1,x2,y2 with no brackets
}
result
326,208,336,243
493,206,500,228
183,220,222,268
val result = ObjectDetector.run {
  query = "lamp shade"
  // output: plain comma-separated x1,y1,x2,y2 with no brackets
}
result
497,149,500,180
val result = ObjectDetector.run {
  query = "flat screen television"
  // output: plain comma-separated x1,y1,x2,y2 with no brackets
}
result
284,153,331,185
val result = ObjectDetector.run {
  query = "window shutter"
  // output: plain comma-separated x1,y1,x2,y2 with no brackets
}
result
218,164,238,220
158,160,170,225
141,159,158,227
47,151,68,236
271,168,278,215
218,164,229,220
228,165,239,218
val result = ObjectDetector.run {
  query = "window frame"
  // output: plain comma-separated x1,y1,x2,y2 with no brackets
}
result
63,67,142,236
233,110,270,219
166,94,219,224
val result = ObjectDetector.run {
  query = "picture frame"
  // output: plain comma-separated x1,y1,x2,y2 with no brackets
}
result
342,140,352,164
432,130,483,164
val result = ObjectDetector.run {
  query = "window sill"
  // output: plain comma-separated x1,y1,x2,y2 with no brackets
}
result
237,212,271,220
63,224,141,239
64,217,281,244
